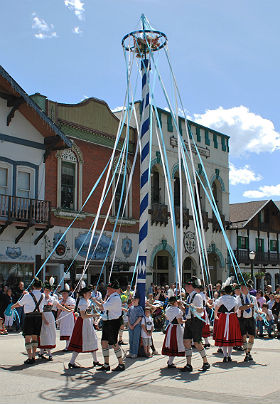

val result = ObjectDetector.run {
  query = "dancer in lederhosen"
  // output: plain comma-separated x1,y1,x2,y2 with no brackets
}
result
68,286,100,368
214,285,242,362
38,283,72,361
57,289,76,350
162,297,185,368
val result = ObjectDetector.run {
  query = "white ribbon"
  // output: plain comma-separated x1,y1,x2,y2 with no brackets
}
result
224,312,235,341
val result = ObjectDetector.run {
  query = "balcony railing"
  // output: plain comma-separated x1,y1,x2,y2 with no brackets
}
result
174,206,190,228
212,213,225,232
149,203,169,226
0,194,51,225
234,250,280,266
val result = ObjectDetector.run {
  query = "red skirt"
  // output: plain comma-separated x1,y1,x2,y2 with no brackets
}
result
212,313,221,341
162,324,185,357
215,313,242,347
202,324,210,338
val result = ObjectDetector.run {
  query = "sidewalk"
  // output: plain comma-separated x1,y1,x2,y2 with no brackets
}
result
0,330,279,404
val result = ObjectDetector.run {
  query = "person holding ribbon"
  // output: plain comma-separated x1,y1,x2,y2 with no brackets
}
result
38,283,72,361
162,296,185,368
11,277,44,365
214,285,242,362
181,277,210,372
236,283,259,362
92,280,125,372
68,286,100,369
57,289,76,350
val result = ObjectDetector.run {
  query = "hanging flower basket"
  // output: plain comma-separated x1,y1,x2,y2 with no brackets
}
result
134,35,160,58
255,271,266,279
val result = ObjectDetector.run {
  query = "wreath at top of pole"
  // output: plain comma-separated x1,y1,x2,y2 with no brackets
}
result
122,15,167,58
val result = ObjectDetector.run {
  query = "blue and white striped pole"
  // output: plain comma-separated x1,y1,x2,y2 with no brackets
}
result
137,58,150,308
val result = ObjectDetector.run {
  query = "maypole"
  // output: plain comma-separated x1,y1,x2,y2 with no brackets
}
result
122,15,167,307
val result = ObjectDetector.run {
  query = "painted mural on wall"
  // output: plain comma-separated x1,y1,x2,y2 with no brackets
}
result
122,237,132,258
0,246,33,262
184,231,196,254
53,232,67,257
75,232,115,260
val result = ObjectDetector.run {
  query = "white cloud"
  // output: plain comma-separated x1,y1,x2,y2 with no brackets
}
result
229,163,262,186
243,184,280,199
193,106,280,157
32,13,57,39
64,0,85,20
72,26,82,35
112,106,126,112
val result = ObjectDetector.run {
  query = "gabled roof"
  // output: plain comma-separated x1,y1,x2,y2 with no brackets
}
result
0,65,72,147
229,200,269,228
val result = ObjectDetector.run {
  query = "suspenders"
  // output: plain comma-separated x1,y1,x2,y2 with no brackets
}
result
29,292,43,313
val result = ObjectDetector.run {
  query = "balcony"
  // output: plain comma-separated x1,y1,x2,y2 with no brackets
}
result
202,211,209,231
0,194,52,244
149,203,169,226
234,250,280,266
212,213,225,232
174,206,190,228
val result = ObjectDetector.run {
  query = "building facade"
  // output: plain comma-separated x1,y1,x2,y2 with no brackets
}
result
0,66,71,287
117,104,230,286
31,94,140,288
229,200,280,291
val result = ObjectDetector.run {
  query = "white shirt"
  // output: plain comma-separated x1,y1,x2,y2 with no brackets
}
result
103,292,122,320
18,290,45,314
91,290,102,301
167,288,175,298
237,294,258,318
141,316,154,338
186,291,203,320
215,295,238,312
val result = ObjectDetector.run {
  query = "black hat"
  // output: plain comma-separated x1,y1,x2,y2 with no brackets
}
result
61,289,71,293
79,286,92,296
186,277,201,288
43,282,52,290
107,280,120,290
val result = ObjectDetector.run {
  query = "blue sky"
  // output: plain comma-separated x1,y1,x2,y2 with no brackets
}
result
1,0,279,203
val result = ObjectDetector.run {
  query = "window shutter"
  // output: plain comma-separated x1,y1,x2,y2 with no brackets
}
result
261,239,264,252
245,237,249,249
167,113,173,132
221,136,227,151
187,124,192,139
179,119,183,135
205,129,210,146
255,238,258,252
196,126,201,142
237,236,241,249
213,133,218,148
270,240,273,251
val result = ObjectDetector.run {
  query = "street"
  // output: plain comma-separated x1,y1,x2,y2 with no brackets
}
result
0,331,278,404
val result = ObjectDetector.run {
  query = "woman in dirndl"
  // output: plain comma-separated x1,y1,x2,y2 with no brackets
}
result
162,296,185,368
39,284,72,360
68,287,101,369
214,285,242,362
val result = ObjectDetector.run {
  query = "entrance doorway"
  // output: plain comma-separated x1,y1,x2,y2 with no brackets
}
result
183,257,197,284
153,251,170,286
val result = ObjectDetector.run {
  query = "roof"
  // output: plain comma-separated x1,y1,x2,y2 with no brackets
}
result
274,201,280,210
0,65,72,148
229,200,269,228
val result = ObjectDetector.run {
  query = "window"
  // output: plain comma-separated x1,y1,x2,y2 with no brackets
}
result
61,161,76,210
221,136,227,151
213,133,218,149
17,171,31,198
0,167,8,195
205,129,210,146
237,236,249,249
270,240,278,252
196,127,201,142
174,175,180,207
167,114,173,132
151,169,160,204
255,238,264,252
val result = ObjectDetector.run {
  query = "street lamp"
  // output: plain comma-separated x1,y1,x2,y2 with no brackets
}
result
249,250,256,283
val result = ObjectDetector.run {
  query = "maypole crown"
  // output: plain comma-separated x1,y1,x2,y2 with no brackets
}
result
122,14,167,58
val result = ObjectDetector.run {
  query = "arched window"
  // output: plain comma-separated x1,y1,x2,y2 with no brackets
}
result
174,173,180,207
212,179,222,213
151,168,160,204
57,144,83,211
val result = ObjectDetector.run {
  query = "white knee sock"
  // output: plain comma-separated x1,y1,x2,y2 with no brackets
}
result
222,347,228,357
70,352,79,364
66,340,70,349
204,338,209,344
91,351,97,362
228,347,233,357
168,356,174,365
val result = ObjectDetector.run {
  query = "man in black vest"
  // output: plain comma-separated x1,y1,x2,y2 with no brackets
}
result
12,278,44,365
181,277,210,372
